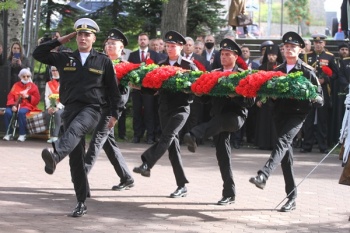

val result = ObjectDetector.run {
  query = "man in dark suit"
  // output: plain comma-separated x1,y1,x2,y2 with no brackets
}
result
202,35,221,71
128,33,160,144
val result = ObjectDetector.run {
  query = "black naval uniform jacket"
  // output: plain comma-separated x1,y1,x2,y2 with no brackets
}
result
33,39,122,119
274,59,323,115
210,66,254,117
339,57,350,91
156,57,198,109
305,50,339,106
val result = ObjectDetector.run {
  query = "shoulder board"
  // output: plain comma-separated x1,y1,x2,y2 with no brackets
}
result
343,57,350,60
98,52,108,57
301,62,314,70
325,51,334,56
181,57,193,64
275,63,283,68
60,50,72,54
158,58,167,65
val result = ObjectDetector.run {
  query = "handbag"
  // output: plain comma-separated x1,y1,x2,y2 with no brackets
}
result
26,112,47,135
236,14,253,26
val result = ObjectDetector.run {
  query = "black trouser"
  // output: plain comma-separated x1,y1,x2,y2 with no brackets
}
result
85,112,132,183
131,90,155,140
302,106,328,151
179,96,203,142
259,113,306,200
191,112,245,197
53,104,101,203
118,108,127,138
141,105,190,187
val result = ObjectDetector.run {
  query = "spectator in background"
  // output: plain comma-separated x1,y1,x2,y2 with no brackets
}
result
202,35,220,71
3,68,40,142
157,38,166,54
228,0,254,38
128,33,161,144
300,39,311,62
195,35,205,43
253,40,274,66
254,45,283,150
150,38,167,59
240,45,259,70
329,43,350,147
7,41,31,87
279,43,285,61
44,66,64,143
194,41,205,56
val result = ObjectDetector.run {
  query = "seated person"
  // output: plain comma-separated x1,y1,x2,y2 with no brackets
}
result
3,68,40,142
44,66,64,143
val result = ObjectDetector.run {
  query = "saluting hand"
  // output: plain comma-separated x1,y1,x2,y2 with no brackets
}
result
58,32,77,44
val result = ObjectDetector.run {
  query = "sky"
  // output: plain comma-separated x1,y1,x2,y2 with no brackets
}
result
324,0,342,18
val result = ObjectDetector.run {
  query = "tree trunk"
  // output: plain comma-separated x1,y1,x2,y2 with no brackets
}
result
7,0,24,44
300,20,310,36
161,0,188,37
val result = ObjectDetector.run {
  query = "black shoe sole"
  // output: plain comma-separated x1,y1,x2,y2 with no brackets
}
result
217,200,235,205
133,167,150,177
112,183,135,191
70,209,87,217
279,206,296,212
183,134,197,153
42,149,55,175
249,177,265,189
170,193,187,198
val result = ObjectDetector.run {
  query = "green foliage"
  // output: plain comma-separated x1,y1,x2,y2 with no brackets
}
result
187,0,226,37
284,0,310,26
257,2,288,23
36,0,230,50
0,0,18,10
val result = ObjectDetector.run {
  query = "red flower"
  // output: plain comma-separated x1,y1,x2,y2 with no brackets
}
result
191,71,233,94
192,59,206,72
321,66,333,77
236,56,248,70
145,58,155,65
142,66,186,89
115,62,140,81
235,71,285,97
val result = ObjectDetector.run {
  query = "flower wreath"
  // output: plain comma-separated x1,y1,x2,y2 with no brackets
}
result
113,58,318,100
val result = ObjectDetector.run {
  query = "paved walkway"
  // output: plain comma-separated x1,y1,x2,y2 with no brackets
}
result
0,139,349,233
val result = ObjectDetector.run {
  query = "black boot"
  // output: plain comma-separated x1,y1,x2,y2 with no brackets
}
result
70,202,87,217
42,148,60,175
249,173,267,189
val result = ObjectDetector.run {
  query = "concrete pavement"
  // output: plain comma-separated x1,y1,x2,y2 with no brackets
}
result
0,139,349,233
